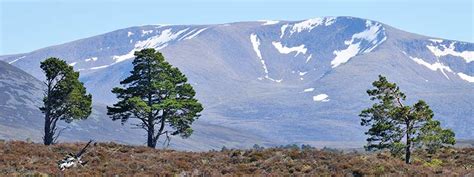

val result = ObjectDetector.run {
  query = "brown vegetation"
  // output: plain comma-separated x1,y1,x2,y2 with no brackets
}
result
0,140,472,176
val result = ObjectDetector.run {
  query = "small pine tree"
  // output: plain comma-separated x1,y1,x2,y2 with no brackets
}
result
252,144,264,151
221,146,229,152
107,48,203,148
415,120,455,154
40,57,92,145
360,75,455,164
301,144,314,150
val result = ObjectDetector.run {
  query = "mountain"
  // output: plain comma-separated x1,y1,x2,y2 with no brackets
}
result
0,60,44,140
1,16,473,149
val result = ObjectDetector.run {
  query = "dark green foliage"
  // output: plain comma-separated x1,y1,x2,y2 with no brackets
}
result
40,57,92,145
107,48,203,148
252,144,264,151
301,144,315,150
416,120,456,154
221,146,229,152
321,146,343,154
278,144,300,150
360,75,455,163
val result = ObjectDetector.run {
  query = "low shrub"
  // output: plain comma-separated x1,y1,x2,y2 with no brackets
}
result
0,141,472,176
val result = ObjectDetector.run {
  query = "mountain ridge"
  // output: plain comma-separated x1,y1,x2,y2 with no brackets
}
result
2,16,472,58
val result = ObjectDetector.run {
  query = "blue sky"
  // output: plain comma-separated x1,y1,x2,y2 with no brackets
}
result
0,0,472,55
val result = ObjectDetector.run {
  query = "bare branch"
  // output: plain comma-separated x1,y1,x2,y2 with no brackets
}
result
76,140,93,158
52,126,70,144
162,131,171,149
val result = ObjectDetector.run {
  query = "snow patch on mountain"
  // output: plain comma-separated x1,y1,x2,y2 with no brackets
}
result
136,28,188,49
8,56,25,64
290,18,323,34
324,17,337,26
313,94,329,102
250,34,263,60
272,42,307,56
332,43,361,68
303,88,314,92
141,30,153,36
260,20,279,25
457,73,474,83
280,17,336,38
427,42,474,63
250,34,281,83
90,65,110,70
112,52,135,63
183,28,208,40
154,24,172,28
289,17,336,35
350,21,384,46
127,32,134,37
113,28,189,63
179,29,197,40
280,24,289,38
429,39,443,43
306,54,312,63
331,20,386,68
408,55,453,79
84,57,98,62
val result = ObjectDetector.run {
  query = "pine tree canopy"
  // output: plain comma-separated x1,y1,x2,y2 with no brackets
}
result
107,48,203,148
360,75,455,163
40,57,92,145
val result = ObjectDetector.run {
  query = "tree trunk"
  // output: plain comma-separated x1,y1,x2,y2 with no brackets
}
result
147,125,156,148
43,80,53,145
405,139,411,164
146,66,156,148
405,121,411,164
43,115,53,145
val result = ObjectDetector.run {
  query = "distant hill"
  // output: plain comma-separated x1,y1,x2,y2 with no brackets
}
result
0,60,44,140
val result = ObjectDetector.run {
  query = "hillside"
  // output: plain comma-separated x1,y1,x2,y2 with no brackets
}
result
0,61,44,140
0,16,473,149
0,141,472,175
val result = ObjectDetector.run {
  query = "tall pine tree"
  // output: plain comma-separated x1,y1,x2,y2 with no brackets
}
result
360,75,455,164
107,48,203,148
40,57,92,145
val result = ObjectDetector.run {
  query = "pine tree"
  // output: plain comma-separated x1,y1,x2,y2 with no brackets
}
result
415,120,455,154
107,48,203,148
40,57,92,145
360,75,455,164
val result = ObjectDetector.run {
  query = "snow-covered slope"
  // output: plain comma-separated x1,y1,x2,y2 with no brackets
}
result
1,16,473,149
